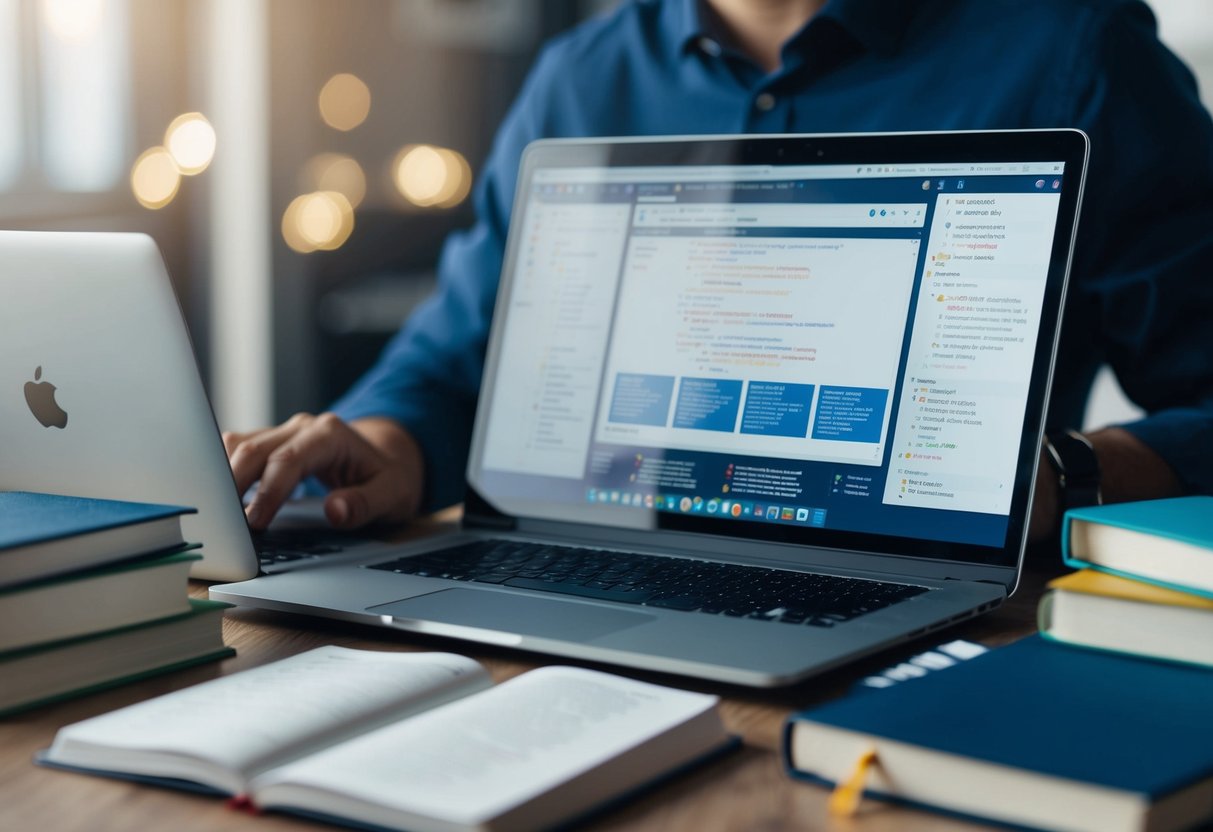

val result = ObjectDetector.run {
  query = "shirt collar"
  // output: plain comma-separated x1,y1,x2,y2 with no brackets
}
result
664,0,918,60
661,0,702,57
816,0,919,56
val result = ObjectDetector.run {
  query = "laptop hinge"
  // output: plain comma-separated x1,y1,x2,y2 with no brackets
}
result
460,484,518,531
946,576,1011,591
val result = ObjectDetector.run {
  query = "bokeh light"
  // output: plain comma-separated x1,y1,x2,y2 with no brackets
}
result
302,153,366,208
40,0,105,43
130,146,180,209
318,73,370,132
392,144,471,208
164,112,216,175
282,191,354,253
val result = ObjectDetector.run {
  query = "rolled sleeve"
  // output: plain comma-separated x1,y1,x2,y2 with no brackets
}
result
332,47,563,510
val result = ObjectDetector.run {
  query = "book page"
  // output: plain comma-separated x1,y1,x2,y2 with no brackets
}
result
251,665,720,826
47,647,489,784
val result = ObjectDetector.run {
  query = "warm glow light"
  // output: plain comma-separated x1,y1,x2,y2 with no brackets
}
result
318,73,370,132
130,146,180,209
434,147,472,208
282,191,354,253
303,153,366,208
165,112,216,175
40,0,104,43
393,144,471,209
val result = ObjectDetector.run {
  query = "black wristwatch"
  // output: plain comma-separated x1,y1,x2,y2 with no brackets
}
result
1043,429,1102,516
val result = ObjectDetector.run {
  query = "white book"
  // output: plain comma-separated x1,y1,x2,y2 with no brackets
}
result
40,646,731,831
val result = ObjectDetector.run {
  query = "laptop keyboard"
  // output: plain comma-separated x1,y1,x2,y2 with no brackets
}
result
364,539,928,627
253,529,360,568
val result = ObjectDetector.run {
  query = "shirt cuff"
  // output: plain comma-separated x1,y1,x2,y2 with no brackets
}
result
1116,408,1213,493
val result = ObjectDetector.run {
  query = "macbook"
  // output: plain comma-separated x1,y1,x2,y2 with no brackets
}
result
212,130,1088,686
0,231,388,582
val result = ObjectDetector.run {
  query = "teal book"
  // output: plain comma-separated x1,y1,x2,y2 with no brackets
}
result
0,491,195,589
783,636,1213,832
1061,496,1213,598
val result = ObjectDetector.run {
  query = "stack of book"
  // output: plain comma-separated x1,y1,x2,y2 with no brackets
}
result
0,491,233,716
781,496,1213,832
1039,496,1213,668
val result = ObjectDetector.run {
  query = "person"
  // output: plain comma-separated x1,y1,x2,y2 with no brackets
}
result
224,0,1213,544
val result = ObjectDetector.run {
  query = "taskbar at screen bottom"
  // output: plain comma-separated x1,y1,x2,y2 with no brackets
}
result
588,487,826,528
475,465,1014,559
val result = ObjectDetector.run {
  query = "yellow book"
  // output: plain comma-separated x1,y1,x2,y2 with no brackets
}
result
1039,569,1213,668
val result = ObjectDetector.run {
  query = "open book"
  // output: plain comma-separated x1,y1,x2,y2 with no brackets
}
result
39,647,732,832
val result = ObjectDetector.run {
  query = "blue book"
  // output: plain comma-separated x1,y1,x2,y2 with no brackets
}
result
783,636,1213,832
0,491,195,589
1061,496,1213,598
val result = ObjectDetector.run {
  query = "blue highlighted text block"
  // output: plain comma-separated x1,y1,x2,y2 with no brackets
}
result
673,378,743,432
740,382,814,437
607,373,675,426
811,386,888,443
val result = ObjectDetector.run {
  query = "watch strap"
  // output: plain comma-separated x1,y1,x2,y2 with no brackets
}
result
1043,429,1102,513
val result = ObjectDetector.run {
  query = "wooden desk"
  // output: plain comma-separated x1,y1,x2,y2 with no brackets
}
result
0,517,1051,832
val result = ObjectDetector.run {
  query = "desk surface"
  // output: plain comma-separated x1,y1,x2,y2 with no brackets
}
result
0,517,1052,832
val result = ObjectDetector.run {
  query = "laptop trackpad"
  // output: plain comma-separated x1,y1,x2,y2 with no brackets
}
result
368,589,655,641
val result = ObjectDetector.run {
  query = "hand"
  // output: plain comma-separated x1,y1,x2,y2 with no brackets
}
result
1028,427,1183,543
222,414,425,531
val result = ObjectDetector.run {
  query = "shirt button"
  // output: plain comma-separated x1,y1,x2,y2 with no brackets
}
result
698,37,722,57
755,92,777,112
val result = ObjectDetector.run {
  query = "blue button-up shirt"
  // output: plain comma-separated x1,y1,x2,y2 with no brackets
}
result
335,0,1213,511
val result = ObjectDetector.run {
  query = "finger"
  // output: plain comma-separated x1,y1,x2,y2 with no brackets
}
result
220,429,250,458
228,414,314,497
325,470,414,529
245,415,348,529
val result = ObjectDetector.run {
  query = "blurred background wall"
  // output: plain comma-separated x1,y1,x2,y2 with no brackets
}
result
1,0,1209,433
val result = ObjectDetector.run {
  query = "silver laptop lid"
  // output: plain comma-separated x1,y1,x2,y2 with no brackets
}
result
0,231,259,582
467,131,1089,588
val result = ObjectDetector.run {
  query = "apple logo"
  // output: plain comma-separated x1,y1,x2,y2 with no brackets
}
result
24,366,68,429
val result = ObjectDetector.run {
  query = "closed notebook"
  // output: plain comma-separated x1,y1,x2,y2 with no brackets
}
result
1040,569,1213,669
0,491,195,589
784,636,1213,832
1061,496,1213,597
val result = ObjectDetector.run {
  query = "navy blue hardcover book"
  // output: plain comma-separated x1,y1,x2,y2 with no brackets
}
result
783,636,1213,832
0,491,195,588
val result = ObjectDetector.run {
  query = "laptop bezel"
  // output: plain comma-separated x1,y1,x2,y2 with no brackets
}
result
465,130,1089,592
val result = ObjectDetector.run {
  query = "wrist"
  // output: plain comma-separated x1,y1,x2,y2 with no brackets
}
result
1042,429,1102,529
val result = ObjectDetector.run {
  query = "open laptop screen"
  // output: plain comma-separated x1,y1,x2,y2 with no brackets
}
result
469,134,1085,567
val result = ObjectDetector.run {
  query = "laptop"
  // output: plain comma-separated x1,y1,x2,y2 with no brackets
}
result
11,129,1088,686
212,130,1089,685
0,230,396,582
